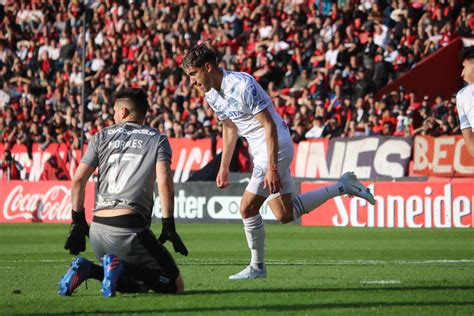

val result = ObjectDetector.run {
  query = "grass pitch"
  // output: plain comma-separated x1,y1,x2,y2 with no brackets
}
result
1,223,473,315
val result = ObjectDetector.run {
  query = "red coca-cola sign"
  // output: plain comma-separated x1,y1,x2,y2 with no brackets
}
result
0,181,95,223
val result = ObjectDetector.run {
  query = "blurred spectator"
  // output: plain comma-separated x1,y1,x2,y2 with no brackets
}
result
324,117,343,138
0,0,471,153
305,116,326,139
1,149,23,180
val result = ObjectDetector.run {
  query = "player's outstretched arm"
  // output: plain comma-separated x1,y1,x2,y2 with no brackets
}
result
461,129,474,158
157,159,188,256
65,163,95,255
217,119,238,189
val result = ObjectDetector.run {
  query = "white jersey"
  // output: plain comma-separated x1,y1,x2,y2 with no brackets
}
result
456,83,474,131
205,70,291,156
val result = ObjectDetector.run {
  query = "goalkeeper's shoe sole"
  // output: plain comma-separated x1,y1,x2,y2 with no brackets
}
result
339,171,376,205
101,254,124,298
58,257,93,296
229,265,267,280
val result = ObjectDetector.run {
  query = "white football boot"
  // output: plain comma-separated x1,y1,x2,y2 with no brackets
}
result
339,171,376,205
228,265,267,280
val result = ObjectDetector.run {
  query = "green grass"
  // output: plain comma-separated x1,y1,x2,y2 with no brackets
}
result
1,224,474,315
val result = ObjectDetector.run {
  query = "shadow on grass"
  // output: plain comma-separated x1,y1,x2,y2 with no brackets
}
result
12,286,474,315
182,285,474,295
30,300,474,315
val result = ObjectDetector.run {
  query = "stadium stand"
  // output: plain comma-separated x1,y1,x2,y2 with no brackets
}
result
0,0,473,151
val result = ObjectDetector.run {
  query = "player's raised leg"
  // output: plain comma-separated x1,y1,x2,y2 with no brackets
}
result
228,191,267,280
268,172,375,222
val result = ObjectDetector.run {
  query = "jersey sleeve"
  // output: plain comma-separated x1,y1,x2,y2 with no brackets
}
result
206,94,228,121
457,91,471,130
214,108,228,121
157,135,172,162
81,134,99,167
242,77,269,115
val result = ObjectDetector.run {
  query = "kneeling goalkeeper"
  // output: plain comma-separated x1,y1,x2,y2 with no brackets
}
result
59,88,187,297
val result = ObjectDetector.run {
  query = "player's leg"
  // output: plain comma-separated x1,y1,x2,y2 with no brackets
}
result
101,254,182,296
265,140,375,220
134,228,184,293
58,220,111,296
87,219,147,296
264,143,301,223
120,262,184,294
94,223,184,295
268,172,376,222
58,256,104,296
228,190,267,279
89,220,131,297
228,142,294,279
268,184,344,221
267,171,346,222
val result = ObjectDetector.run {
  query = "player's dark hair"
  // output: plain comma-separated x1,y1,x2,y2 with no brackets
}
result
4,149,12,161
461,46,474,61
182,43,218,70
114,88,149,118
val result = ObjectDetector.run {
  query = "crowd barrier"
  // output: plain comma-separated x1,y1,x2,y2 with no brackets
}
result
413,136,474,177
1,136,472,182
0,179,471,228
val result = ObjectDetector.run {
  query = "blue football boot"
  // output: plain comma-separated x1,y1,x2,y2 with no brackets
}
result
58,257,93,296
101,254,124,298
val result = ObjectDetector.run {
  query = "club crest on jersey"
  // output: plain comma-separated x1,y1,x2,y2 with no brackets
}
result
251,84,257,97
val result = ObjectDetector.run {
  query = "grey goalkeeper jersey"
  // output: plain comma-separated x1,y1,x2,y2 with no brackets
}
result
81,122,171,221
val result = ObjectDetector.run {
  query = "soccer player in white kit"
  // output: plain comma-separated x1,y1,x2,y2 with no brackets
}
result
183,44,376,279
457,47,474,158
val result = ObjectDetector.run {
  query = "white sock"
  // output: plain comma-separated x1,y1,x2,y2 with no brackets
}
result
243,214,265,269
292,182,344,219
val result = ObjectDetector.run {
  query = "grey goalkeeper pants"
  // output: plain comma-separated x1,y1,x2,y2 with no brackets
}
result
90,221,161,270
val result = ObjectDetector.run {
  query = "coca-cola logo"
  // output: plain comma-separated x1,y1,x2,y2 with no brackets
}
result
3,185,72,221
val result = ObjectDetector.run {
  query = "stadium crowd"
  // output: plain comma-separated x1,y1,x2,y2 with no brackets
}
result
0,0,473,150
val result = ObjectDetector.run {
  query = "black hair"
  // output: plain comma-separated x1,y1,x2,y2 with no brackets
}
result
4,149,12,161
461,46,474,61
113,88,149,118
182,43,218,70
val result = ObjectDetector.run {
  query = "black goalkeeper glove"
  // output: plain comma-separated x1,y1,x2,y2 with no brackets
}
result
158,217,188,256
64,209,89,255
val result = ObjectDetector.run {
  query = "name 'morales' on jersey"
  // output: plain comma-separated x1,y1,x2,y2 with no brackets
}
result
81,122,172,222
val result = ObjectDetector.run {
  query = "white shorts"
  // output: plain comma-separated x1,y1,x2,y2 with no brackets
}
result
246,141,294,199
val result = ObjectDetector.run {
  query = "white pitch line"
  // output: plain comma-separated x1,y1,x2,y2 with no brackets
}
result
178,259,474,266
361,280,401,285
0,259,70,263
0,265,66,269
1,259,473,265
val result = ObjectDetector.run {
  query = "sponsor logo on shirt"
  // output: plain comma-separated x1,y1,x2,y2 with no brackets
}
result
96,195,132,208
107,128,156,136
